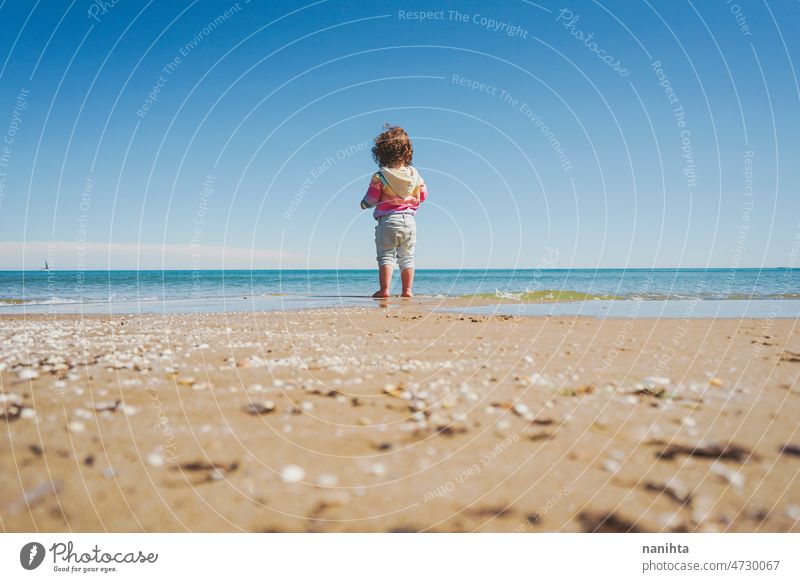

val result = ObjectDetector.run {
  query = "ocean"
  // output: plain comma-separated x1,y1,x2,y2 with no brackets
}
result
1,268,798,316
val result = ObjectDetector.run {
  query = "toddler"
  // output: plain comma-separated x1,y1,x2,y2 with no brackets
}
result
360,125,427,297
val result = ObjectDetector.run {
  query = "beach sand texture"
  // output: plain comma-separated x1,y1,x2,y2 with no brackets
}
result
2,305,799,532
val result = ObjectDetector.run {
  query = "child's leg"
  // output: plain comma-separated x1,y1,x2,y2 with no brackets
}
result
397,215,417,297
374,219,397,297
400,268,414,297
373,264,393,298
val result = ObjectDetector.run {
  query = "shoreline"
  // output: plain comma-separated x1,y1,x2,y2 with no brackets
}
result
1,295,800,318
2,306,799,532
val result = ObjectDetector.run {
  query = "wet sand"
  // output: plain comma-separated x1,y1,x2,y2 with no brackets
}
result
1,303,799,532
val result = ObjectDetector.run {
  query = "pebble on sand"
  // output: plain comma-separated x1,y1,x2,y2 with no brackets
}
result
281,465,305,483
601,459,621,474
369,463,386,476
315,473,338,487
785,505,800,521
68,421,86,433
244,402,275,415
18,368,40,380
147,453,165,467
710,462,745,491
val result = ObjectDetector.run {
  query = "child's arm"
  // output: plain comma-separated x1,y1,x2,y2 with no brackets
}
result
418,180,428,203
360,174,382,209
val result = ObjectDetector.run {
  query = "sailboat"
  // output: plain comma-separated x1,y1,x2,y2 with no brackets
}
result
40,259,50,271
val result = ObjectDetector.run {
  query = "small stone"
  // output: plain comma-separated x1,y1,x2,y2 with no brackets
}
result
709,377,724,387
530,373,551,386
601,459,620,473
68,421,85,433
18,368,39,380
710,462,745,491
512,403,530,417
244,402,275,415
92,400,120,412
369,463,386,476
785,505,800,521
383,383,404,397
408,400,426,412
643,376,670,388
281,465,305,483
495,419,512,431
147,453,164,467
315,473,338,487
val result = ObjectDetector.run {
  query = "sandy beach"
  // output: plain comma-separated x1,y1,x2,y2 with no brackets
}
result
2,303,799,532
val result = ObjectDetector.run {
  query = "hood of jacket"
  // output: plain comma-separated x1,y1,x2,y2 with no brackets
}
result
379,166,420,199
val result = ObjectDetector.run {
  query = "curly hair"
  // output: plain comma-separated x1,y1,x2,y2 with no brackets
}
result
371,124,413,167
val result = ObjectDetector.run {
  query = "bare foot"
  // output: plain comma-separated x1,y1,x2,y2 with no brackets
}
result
372,290,390,298
401,292,413,298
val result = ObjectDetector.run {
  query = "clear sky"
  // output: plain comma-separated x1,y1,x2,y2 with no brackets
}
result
0,0,798,270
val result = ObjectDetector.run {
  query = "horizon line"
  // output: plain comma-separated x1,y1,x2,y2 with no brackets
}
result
2,266,798,272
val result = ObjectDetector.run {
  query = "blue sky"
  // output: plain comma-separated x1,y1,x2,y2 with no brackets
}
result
0,0,798,270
